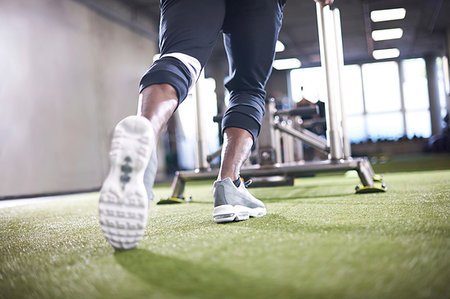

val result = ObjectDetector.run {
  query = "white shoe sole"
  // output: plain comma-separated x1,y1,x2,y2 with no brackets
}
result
99,116,154,250
213,205,266,223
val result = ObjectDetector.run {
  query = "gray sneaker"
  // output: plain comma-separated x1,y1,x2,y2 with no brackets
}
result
99,116,156,250
213,178,266,223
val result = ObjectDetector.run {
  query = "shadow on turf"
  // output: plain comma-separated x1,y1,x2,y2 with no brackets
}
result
114,249,298,298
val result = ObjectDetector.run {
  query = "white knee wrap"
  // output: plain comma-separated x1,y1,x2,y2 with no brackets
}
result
159,52,202,88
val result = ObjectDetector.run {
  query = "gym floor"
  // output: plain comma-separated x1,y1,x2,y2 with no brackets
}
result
1,154,449,299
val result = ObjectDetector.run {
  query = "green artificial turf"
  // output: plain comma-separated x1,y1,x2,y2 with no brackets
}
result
1,156,450,298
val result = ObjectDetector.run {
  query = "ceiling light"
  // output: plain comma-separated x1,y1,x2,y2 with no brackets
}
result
372,28,403,41
273,58,301,70
370,8,406,22
372,48,400,60
275,40,285,53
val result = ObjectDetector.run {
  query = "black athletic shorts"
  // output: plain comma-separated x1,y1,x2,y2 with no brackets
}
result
140,0,286,143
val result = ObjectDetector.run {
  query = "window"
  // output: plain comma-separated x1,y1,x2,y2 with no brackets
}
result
342,65,366,142
290,67,326,103
401,58,431,138
402,59,429,110
346,115,367,142
405,111,431,138
342,64,365,115
290,58,442,142
362,61,402,114
366,112,404,140
437,57,449,118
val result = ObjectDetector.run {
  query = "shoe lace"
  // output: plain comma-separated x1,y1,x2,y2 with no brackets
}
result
244,179,252,188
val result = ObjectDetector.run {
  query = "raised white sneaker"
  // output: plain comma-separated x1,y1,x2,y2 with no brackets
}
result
212,178,266,223
99,116,155,250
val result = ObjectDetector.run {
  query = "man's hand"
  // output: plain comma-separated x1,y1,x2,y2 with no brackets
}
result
314,0,334,6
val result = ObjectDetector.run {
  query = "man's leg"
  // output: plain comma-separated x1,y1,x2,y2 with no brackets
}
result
220,0,284,177
99,0,226,250
138,84,178,138
212,0,284,223
217,128,253,181
213,126,266,223
137,84,178,202
136,0,225,201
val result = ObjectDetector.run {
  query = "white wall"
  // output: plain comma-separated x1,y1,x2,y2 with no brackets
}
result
0,0,157,197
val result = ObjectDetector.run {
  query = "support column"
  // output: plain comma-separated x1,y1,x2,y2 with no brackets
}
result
194,72,209,170
425,55,443,135
333,8,351,158
205,61,227,144
316,3,343,160
446,29,450,118
359,64,369,139
398,61,408,137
